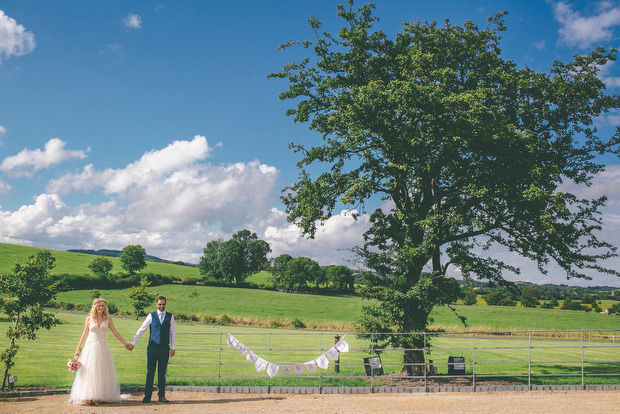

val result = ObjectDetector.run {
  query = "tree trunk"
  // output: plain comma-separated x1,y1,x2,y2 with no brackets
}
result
402,348,426,376
1,366,7,390
1,337,16,391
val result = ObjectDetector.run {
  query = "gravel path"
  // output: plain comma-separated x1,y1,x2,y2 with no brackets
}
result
1,390,619,413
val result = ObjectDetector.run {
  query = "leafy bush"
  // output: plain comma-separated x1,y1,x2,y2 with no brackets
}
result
609,303,620,314
181,277,200,285
175,312,191,321
201,313,218,324
485,290,516,306
218,314,234,326
107,303,118,314
115,273,141,288
562,299,589,311
54,273,113,290
269,320,283,329
291,318,306,329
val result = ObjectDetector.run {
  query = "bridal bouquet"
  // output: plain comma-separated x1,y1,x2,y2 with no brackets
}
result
67,357,81,372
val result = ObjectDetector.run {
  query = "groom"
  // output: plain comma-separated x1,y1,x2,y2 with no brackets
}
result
127,296,177,403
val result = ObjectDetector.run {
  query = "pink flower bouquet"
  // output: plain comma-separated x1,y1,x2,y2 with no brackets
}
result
67,357,81,372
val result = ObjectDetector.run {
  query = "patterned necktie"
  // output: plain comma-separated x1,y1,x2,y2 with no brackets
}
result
159,312,164,323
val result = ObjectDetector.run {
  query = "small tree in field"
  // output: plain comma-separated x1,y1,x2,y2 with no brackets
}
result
88,256,114,278
187,289,199,322
120,245,147,275
128,277,155,318
0,251,59,390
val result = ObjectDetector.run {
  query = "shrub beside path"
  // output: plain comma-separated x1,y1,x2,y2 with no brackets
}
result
1,390,619,413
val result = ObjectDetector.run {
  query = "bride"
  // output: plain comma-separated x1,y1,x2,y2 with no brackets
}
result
69,298,130,405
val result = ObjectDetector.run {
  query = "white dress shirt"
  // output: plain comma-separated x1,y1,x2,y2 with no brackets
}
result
131,310,176,349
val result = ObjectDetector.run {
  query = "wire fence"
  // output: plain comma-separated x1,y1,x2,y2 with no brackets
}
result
167,329,620,393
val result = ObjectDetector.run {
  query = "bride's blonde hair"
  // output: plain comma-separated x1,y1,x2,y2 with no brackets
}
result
88,298,109,321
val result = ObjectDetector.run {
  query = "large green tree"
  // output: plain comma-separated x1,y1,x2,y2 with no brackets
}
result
120,244,147,275
270,2,620,374
199,230,271,284
0,251,59,389
270,255,334,290
324,265,355,291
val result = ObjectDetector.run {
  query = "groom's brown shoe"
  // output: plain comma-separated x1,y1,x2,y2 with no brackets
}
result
159,396,170,403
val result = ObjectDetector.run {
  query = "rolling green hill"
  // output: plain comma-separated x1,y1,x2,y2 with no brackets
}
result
3,242,620,333
0,242,201,279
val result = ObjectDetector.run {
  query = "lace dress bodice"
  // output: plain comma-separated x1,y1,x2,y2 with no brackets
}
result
85,319,109,345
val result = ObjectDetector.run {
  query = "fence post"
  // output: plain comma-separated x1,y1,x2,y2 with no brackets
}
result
371,332,375,391
528,331,531,390
267,332,272,392
581,330,585,389
472,332,476,390
334,335,340,373
423,332,427,389
218,333,223,392
319,333,323,392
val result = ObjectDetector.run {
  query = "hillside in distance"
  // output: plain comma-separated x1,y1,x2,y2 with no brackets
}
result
2,242,620,295
67,248,196,267
0,242,201,279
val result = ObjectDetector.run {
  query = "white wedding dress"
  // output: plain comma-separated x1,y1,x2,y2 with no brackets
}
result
69,319,121,404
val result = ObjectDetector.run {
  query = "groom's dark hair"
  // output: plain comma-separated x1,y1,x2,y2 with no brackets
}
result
156,296,167,302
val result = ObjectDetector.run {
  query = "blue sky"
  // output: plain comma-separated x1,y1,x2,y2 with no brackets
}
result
1,0,620,287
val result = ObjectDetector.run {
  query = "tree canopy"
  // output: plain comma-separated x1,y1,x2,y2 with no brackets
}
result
269,255,323,290
199,229,271,284
120,244,147,274
88,256,114,278
270,1,620,372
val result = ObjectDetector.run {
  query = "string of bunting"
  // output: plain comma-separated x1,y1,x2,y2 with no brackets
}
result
227,334,349,378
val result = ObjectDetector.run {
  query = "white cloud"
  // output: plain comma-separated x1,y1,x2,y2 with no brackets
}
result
0,10,35,64
551,1,620,49
0,133,371,268
47,135,214,194
0,136,283,262
0,125,6,135
0,193,69,242
46,136,279,236
264,209,371,266
0,138,88,177
124,13,142,29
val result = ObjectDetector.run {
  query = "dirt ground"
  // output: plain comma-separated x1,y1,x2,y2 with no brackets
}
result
1,390,619,414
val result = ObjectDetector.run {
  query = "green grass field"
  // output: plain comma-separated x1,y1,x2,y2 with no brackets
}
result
2,311,619,389
2,243,620,389
54,284,620,332
55,285,361,330
0,242,202,279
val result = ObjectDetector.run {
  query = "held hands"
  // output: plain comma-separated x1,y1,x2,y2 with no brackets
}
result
125,343,134,351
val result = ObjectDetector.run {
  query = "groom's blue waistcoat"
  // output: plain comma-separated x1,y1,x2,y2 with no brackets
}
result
149,311,172,346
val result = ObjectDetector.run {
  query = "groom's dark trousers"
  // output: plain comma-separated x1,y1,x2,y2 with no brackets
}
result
145,341,169,398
